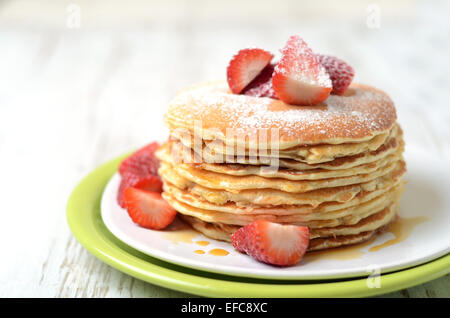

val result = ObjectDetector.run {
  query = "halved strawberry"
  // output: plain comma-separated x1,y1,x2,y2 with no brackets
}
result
117,174,163,208
117,142,160,208
227,48,274,94
317,54,354,95
231,220,309,266
124,188,177,230
272,35,332,105
242,64,278,99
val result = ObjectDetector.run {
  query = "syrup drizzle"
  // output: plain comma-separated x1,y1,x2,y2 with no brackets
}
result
161,218,199,244
369,216,428,252
162,218,229,256
208,248,230,256
195,241,210,246
305,215,429,262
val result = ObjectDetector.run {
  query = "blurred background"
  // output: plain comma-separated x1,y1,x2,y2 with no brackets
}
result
0,0,448,297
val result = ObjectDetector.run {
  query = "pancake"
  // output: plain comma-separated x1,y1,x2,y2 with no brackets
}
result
166,162,406,207
308,230,380,251
173,124,398,164
158,158,405,193
165,81,397,148
189,149,400,180
178,202,399,251
161,183,403,228
158,138,403,181
178,202,399,240
179,213,382,250
163,179,405,219
164,132,404,176
166,129,403,170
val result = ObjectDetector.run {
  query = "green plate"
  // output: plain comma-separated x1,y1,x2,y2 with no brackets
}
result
66,155,450,297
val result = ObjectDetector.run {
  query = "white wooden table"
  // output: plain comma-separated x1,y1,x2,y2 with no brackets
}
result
0,0,448,297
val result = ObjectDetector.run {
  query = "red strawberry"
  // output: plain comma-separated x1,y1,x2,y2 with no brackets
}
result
117,142,160,208
119,142,160,177
231,220,309,266
227,48,274,94
117,174,162,208
124,188,177,230
317,54,354,95
117,178,131,208
272,35,332,106
242,64,278,99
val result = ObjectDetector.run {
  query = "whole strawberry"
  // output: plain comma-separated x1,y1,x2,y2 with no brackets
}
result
317,54,354,95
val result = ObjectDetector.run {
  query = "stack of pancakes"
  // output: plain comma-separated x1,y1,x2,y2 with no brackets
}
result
156,81,406,251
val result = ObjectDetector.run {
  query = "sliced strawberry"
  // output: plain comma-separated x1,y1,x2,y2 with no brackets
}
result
117,174,163,208
124,188,177,230
272,35,332,106
231,220,309,266
242,64,278,99
133,175,163,191
317,54,354,95
117,142,160,208
227,48,274,94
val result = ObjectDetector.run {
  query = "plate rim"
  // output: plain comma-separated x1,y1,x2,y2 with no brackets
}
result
66,154,450,297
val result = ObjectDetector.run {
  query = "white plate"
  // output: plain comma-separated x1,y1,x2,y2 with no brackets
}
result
101,148,450,280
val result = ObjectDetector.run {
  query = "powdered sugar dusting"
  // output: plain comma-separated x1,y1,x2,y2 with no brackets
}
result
167,81,396,143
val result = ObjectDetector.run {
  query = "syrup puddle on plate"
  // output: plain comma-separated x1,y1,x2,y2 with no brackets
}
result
195,241,210,247
208,248,230,256
161,218,199,244
368,216,428,252
305,215,429,263
194,247,229,256
161,217,230,256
